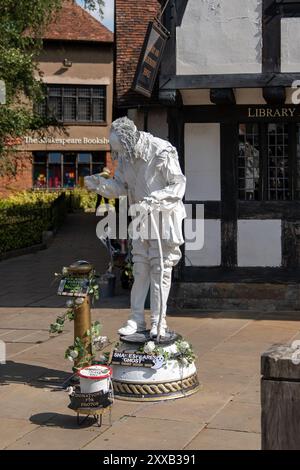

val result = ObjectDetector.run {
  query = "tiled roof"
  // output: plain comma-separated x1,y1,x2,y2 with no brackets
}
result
41,0,113,43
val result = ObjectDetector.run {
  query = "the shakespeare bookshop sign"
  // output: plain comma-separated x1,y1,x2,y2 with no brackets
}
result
22,136,109,146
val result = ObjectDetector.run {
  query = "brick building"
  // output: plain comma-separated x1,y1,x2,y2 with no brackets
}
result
114,0,167,133
1,0,114,195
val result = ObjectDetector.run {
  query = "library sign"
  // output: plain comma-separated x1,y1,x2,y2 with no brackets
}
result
133,19,170,98
247,107,298,118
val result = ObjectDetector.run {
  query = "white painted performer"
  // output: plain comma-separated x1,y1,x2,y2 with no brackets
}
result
85,117,186,338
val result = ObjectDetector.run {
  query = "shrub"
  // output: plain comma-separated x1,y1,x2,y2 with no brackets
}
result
0,191,67,254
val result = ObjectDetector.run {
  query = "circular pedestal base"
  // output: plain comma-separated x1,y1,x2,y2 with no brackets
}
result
113,373,200,402
112,337,199,402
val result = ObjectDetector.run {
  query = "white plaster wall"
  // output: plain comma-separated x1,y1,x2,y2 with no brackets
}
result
177,0,262,75
238,220,282,267
235,88,265,105
281,18,300,73
147,109,169,140
185,219,221,267
185,123,221,201
181,89,212,105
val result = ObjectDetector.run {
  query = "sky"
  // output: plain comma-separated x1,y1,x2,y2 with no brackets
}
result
76,0,114,32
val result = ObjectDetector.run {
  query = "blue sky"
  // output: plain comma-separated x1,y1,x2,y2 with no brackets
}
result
76,0,114,32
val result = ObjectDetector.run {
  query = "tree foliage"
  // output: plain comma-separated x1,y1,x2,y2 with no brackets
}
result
0,0,105,177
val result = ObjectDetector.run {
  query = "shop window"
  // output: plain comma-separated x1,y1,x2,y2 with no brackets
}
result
238,123,298,201
63,153,76,188
32,152,106,189
92,151,105,174
48,152,62,189
78,153,92,188
39,85,106,123
33,153,47,188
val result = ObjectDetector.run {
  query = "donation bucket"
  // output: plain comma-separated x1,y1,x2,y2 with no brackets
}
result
78,365,112,394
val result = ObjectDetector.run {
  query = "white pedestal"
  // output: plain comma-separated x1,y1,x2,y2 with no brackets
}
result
112,339,199,402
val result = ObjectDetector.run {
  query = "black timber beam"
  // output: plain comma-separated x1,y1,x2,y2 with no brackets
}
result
159,73,300,90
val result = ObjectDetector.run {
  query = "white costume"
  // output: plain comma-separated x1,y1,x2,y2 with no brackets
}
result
85,117,186,338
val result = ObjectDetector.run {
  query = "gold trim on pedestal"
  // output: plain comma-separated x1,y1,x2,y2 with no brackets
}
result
113,373,200,402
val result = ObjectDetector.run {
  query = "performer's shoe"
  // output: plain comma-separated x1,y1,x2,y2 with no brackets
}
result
150,324,166,339
118,320,146,336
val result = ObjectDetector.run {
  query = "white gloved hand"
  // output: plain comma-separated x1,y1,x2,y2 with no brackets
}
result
84,175,96,191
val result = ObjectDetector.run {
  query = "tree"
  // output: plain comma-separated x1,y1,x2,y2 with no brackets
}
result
0,0,105,178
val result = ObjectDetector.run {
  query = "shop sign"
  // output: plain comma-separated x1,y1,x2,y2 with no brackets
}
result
133,19,170,98
22,136,109,146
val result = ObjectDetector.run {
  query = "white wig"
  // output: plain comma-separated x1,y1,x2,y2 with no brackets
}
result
110,117,140,161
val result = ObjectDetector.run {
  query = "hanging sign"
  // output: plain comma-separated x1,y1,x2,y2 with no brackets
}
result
133,19,170,98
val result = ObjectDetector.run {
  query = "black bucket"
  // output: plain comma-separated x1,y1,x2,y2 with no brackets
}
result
99,273,116,298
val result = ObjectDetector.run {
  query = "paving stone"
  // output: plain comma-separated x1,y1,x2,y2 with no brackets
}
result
6,425,108,450
83,416,202,450
207,401,261,434
132,390,232,424
0,418,39,450
185,428,260,450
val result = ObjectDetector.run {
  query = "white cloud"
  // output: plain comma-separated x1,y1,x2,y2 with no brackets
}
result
77,0,114,32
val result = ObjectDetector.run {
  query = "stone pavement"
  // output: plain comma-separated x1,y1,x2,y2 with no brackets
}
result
0,213,300,450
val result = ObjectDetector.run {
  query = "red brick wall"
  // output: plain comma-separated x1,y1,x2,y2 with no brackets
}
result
105,151,118,175
115,0,161,108
0,152,33,198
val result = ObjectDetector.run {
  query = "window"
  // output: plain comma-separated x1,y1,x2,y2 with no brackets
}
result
296,124,300,200
238,124,260,201
238,123,299,201
38,85,106,123
33,152,106,189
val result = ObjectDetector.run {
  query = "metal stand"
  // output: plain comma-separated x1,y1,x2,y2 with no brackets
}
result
76,406,112,428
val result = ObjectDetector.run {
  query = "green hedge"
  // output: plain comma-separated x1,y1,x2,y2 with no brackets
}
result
0,192,67,254
66,188,98,212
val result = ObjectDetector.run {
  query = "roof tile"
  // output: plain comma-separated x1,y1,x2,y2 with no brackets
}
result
42,0,113,43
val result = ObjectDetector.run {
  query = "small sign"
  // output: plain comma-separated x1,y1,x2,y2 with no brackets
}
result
68,390,111,410
111,350,165,370
57,277,90,297
133,19,170,98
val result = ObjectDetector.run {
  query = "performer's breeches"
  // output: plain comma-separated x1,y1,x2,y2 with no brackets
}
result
130,239,181,327
150,264,172,328
129,262,149,328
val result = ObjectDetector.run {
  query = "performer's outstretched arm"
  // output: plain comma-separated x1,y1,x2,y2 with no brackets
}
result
84,166,127,199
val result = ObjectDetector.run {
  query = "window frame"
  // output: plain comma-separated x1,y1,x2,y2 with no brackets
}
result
39,85,107,125
237,121,300,202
